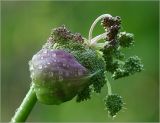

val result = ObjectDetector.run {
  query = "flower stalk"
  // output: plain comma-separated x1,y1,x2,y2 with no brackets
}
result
11,84,37,122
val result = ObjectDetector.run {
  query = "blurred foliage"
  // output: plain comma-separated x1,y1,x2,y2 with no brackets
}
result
1,1,159,122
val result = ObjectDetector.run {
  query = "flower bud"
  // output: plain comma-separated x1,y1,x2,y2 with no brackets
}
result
118,32,134,48
105,94,123,117
29,49,89,105
124,56,143,74
101,16,121,29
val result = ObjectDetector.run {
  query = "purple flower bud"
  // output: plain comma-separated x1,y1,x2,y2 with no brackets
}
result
29,49,89,105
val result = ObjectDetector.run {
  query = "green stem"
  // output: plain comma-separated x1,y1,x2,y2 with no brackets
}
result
11,84,37,122
105,75,112,95
88,14,112,44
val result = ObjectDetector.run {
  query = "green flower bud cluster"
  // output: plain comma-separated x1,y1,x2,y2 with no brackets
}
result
105,94,123,117
28,14,143,119
100,15,143,117
101,16,143,80
118,32,134,48
113,56,143,79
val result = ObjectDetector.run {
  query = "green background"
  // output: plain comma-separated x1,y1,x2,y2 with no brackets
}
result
1,1,159,122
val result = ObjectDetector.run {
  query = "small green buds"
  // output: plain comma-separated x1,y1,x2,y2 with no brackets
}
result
112,68,128,79
100,15,143,81
124,56,143,74
51,25,84,44
112,56,143,79
105,94,123,117
118,32,134,48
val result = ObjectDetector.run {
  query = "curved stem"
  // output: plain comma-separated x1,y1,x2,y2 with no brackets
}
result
90,32,108,46
11,84,37,122
88,14,112,44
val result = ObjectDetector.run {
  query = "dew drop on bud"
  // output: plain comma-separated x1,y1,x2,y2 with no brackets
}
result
43,50,47,54
52,54,56,57
47,62,51,65
41,56,43,60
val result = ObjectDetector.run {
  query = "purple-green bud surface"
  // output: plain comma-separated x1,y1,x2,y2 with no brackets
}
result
29,49,89,104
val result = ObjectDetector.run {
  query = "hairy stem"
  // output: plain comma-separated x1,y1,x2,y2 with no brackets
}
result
11,84,37,122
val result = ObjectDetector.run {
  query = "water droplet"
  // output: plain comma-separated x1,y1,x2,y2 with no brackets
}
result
47,62,51,65
52,54,56,57
38,65,43,69
43,50,47,54
40,56,44,60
